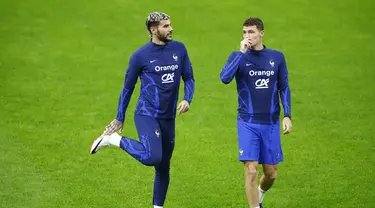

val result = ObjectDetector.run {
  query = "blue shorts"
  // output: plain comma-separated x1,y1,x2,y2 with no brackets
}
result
237,120,283,164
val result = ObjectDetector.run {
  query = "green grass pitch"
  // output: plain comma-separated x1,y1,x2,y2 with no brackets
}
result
1,0,375,207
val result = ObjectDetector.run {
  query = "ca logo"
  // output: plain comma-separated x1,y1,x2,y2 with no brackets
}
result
255,78,269,89
161,73,174,83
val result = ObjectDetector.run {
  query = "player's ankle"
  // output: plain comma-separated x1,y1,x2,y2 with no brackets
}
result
259,185,267,203
109,133,121,147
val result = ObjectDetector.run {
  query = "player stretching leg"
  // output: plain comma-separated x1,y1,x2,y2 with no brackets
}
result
90,12,195,208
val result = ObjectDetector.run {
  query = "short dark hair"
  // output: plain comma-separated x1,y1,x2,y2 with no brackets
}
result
243,17,264,31
146,21,159,33
145,12,170,34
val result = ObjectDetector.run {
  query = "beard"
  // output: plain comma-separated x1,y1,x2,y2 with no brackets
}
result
156,30,172,43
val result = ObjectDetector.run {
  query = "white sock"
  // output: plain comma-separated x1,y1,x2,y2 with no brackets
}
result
259,185,267,203
154,206,163,208
108,132,121,147
253,206,260,208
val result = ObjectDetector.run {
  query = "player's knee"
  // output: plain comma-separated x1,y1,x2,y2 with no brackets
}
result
244,162,258,180
156,162,170,173
142,153,162,166
264,169,278,180
155,168,170,179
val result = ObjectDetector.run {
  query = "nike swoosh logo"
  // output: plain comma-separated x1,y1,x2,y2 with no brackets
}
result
246,63,252,66
150,60,157,63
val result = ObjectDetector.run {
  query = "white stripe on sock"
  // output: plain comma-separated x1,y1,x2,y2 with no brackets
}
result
259,185,267,203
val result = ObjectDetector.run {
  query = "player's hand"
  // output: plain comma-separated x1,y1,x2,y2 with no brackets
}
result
282,117,292,135
177,100,190,115
240,39,252,54
104,119,123,135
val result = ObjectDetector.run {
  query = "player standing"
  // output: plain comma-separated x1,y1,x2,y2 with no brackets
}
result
220,17,292,208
